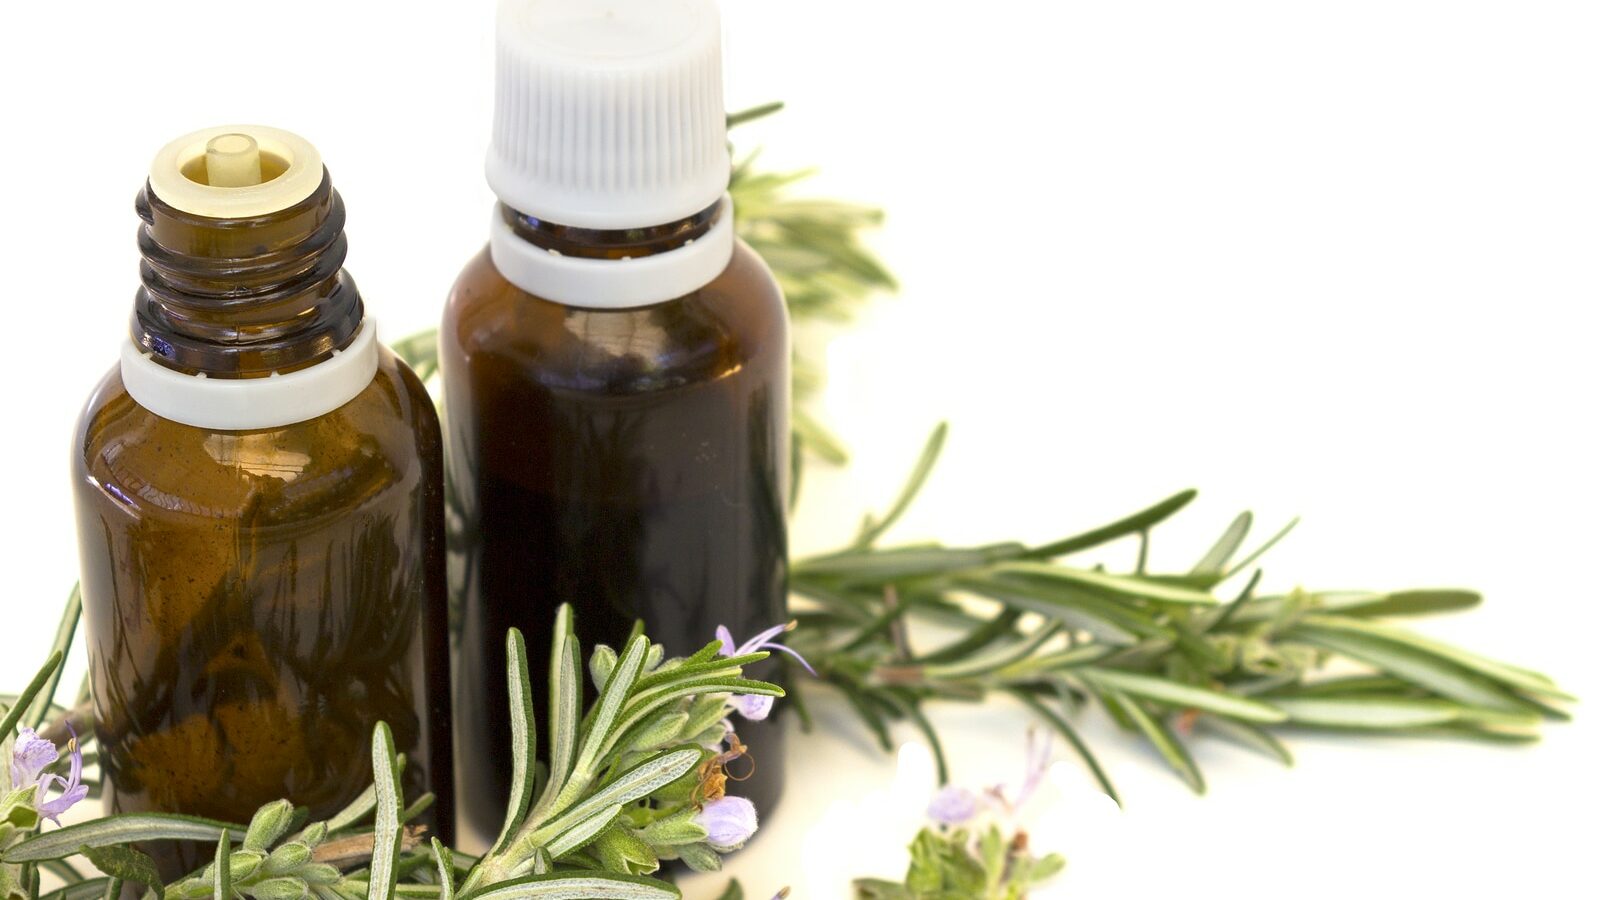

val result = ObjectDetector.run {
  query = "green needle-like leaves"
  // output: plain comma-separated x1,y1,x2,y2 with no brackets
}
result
25,588,80,730
448,606,773,895
1077,669,1287,724
465,874,679,900
213,832,231,900
1111,691,1206,794
854,423,947,549
492,629,537,856
787,421,1571,799
431,840,455,900
0,652,64,743
4,815,239,863
368,722,404,900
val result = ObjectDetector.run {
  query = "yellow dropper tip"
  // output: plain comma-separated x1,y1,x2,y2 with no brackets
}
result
205,133,263,187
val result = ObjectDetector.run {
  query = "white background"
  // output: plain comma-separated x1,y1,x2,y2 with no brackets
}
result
2,1,1598,897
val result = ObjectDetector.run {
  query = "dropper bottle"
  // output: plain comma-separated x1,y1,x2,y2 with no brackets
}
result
72,125,454,877
442,0,792,842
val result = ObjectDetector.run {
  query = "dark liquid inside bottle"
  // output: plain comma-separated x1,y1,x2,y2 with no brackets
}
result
442,221,790,843
72,169,453,878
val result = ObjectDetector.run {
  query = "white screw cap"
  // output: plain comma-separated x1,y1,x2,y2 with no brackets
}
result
488,0,731,230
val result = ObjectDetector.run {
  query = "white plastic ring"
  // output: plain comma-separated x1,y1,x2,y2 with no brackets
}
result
148,125,324,219
488,195,735,309
119,319,381,431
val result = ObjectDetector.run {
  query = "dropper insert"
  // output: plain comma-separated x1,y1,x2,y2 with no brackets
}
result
204,133,263,187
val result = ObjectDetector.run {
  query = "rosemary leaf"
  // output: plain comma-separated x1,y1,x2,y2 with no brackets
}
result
1270,696,1485,730
492,629,537,855
462,873,679,900
4,815,241,864
995,562,1217,606
1195,717,1294,767
1108,690,1205,794
1023,489,1197,560
1076,669,1287,724
1011,690,1122,806
367,723,404,900
1190,512,1253,579
25,587,79,730
0,652,64,744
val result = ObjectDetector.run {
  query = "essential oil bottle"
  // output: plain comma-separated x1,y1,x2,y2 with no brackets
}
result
72,126,454,876
443,0,791,840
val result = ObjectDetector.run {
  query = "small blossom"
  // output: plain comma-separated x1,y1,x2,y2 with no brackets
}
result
715,621,815,721
8,724,88,824
926,786,980,826
716,622,817,675
9,727,58,787
696,795,759,851
927,728,1055,829
730,693,776,721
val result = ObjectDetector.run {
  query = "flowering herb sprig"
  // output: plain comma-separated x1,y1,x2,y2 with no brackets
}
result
853,732,1067,900
1,648,84,900
1,605,786,900
8,727,87,827
716,623,814,722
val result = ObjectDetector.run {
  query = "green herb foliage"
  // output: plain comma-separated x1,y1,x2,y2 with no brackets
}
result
2,606,780,900
785,426,1571,801
853,824,1064,900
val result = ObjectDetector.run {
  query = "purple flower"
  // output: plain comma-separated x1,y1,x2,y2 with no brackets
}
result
715,621,815,722
9,727,58,787
696,795,759,851
927,785,980,826
729,694,776,721
717,621,816,674
9,725,88,824
924,729,1056,828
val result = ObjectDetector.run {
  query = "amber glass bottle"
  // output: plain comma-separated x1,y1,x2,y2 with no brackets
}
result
72,126,453,877
445,0,791,842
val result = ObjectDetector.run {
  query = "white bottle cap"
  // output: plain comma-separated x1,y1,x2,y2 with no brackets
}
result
487,0,731,229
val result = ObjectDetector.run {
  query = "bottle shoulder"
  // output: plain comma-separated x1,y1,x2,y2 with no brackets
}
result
442,240,788,393
75,349,439,523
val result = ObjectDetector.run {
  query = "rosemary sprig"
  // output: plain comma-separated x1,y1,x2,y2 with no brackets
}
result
852,823,1063,900
785,425,1572,801
2,608,783,900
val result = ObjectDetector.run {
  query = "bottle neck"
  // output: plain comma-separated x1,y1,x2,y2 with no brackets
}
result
488,194,736,309
502,199,720,259
132,171,364,378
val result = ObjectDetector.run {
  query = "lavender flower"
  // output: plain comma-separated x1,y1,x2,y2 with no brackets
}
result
9,727,58,788
716,621,815,722
925,729,1055,828
9,725,88,824
926,785,980,826
696,795,760,851
726,693,775,721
